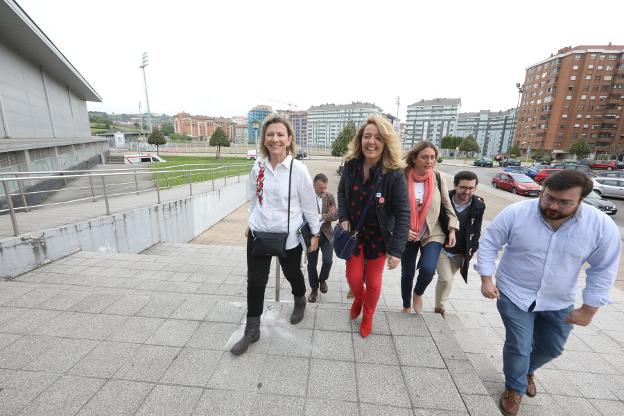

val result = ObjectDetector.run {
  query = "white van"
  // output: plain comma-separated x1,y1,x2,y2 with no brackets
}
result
246,150,258,160
124,154,166,164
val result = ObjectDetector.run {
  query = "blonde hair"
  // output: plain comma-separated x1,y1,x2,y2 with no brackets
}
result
259,114,297,159
404,141,439,172
344,115,405,172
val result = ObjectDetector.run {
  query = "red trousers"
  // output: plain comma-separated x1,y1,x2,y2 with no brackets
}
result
346,247,386,319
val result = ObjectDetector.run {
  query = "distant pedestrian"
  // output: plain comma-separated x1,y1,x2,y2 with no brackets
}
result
476,170,621,415
231,114,321,355
337,115,410,337
306,173,338,303
400,142,458,314
434,171,485,317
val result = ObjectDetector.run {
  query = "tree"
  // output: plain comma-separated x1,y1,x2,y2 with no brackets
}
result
331,121,357,157
440,135,464,154
569,138,591,159
162,122,175,137
509,144,521,158
458,135,480,163
608,142,624,160
148,128,166,154
209,127,230,158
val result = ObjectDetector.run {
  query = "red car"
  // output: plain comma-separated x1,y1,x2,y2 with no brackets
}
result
590,160,617,170
534,168,562,184
492,172,541,196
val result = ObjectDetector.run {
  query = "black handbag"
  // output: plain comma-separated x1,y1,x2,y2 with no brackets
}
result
333,174,382,260
250,159,294,257
435,171,450,242
297,221,313,249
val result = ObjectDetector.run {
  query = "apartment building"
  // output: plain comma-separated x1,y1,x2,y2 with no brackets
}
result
306,102,383,148
405,98,461,149
456,109,516,156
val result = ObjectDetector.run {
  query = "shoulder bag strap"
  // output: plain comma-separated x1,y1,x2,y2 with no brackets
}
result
286,158,293,233
353,174,383,235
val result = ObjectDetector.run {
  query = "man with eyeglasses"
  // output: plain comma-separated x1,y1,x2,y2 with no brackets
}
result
476,170,620,416
434,171,485,317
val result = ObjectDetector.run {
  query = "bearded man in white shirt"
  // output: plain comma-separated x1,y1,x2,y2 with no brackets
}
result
476,170,621,416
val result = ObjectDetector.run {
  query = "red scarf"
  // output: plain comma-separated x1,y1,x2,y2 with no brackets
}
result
407,169,434,237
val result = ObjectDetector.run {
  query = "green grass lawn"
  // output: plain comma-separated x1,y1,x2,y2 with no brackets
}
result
149,155,254,188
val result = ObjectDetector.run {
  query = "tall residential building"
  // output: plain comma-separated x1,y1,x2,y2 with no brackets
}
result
231,116,248,145
247,105,273,144
514,45,624,159
290,111,307,147
173,113,235,139
306,102,383,148
405,98,461,149
456,109,516,156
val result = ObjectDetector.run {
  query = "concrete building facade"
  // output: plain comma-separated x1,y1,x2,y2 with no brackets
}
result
405,98,461,149
173,112,235,140
0,0,108,196
514,45,624,159
290,111,307,147
306,102,382,148
456,109,516,157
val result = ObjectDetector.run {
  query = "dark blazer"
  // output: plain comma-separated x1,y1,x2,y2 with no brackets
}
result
319,192,338,240
337,158,410,259
448,190,486,282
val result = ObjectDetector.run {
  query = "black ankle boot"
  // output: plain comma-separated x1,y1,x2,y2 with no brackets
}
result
290,295,306,324
230,316,261,355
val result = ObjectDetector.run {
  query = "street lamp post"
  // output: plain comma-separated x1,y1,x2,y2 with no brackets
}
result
139,52,153,133
252,119,260,158
515,83,525,160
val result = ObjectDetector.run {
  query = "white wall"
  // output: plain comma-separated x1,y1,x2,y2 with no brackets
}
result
0,180,248,278
0,42,90,139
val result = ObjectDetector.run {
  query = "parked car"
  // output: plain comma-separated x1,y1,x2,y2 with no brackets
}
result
596,171,624,179
473,157,494,167
590,160,617,170
503,166,527,173
583,190,617,215
491,172,541,196
499,158,521,167
295,150,308,160
246,150,258,160
577,158,592,166
534,168,562,184
524,166,547,179
124,154,166,164
552,163,595,177
592,178,624,198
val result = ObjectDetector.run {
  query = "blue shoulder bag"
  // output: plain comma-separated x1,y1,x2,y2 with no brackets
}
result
332,174,382,260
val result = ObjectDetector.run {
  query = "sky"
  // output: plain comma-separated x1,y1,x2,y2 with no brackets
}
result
16,0,624,120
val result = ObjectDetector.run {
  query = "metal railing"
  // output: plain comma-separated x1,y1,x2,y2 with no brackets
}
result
0,162,253,237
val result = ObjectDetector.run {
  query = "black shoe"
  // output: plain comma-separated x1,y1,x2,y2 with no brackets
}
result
308,289,318,303
290,296,306,324
320,280,328,293
230,316,261,355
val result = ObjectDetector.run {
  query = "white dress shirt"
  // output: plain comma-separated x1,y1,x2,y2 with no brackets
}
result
475,199,621,312
248,155,321,250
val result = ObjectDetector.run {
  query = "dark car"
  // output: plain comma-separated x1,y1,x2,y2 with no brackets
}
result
474,157,493,167
553,163,595,177
499,158,521,167
583,190,617,215
295,150,308,160
492,172,541,196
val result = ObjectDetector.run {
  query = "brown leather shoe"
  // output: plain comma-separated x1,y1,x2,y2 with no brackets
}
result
434,307,445,318
346,289,354,299
526,373,536,397
499,389,522,416
320,280,328,293
308,289,318,303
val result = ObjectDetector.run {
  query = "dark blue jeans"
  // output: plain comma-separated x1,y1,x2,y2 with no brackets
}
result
400,240,443,308
306,234,333,290
497,291,573,395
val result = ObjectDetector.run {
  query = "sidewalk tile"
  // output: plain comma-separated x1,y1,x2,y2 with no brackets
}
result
76,380,153,416
0,370,60,416
134,385,203,416
308,359,356,401
207,352,264,391
114,345,180,382
312,329,354,361
353,334,398,365
68,341,139,378
446,359,490,395
160,348,222,387
23,338,98,373
107,316,164,343
403,366,465,411
258,355,309,396
361,403,414,416
191,389,255,415
356,363,410,407
394,335,445,368
145,319,199,347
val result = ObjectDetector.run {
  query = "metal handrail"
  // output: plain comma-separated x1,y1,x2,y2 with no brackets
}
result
0,162,253,237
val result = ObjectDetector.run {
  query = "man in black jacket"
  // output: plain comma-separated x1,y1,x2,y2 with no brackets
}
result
434,171,485,316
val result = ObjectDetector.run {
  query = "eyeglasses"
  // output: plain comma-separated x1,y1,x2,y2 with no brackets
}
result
458,186,476,192
541,193,577,208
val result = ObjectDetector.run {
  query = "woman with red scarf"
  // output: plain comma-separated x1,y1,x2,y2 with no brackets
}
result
401,142,458,314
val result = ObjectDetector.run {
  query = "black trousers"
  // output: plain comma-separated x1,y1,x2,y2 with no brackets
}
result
247,234,305,317
306,234,333,289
